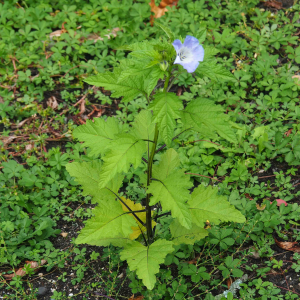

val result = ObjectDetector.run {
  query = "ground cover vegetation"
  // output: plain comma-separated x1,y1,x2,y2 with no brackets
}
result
1,0,300,299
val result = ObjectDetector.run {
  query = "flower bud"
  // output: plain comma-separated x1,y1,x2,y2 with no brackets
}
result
159,60,168,72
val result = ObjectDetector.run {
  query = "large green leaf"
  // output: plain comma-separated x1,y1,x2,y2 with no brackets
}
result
120,239,174,290
129,50,162,60
203,45,219,59
197,61,235,82
118,63,164,96
143,66,165,96
188,185,246,227
149,92,183,146
155,21,175,41
99,134,146,188
75,200,137,247
181,99,237,143
73,117,121,157
131,110,155,141
85,59,164,102
66,161,123,204
85,63,145,103
66,161,101,198
170,219,208,245
148,149,192,229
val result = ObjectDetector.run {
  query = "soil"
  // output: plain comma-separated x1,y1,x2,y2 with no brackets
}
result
2,157,300,299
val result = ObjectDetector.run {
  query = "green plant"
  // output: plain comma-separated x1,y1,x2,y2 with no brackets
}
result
66,27,245,290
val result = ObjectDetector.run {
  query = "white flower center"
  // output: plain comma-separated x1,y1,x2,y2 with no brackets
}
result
178,47,193,63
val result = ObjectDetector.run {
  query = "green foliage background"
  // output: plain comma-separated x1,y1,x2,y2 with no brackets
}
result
1,0,300,299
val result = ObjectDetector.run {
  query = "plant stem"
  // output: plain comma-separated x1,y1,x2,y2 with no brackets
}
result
163,65,173,92
156,127,192,153
145,124,159,244
167,70,186,92
106,187,146,227
144,68,173,244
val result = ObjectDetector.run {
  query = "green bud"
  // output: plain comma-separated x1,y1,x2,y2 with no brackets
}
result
159,60,168,72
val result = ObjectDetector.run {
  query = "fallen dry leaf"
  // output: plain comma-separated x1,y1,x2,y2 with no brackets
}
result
256,203,266,211
263,0,283,9
3,260,47,280
87,105,105,119
15,116,35,128
47,96,58,110
51,27,122,43
227,277,233,289
245,193,254,200
149,0,179,24
1,135,16,147
177,87,182,96
285,128,293,137
49,29,66,39
80,99,86,115
128,295,144,300
269,269,278,274
288,246,300,252
292,75,300,86
25,144,33,151
49,22,67,39
187,255,200,265
275,238,298,251
248,247,260,259
84,28,122,43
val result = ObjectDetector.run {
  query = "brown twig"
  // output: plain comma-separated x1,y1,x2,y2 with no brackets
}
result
73,86,95,108
258,174,277,179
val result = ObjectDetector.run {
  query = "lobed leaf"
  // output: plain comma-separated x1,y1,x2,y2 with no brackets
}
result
170,219,208,245
131,109,155,141
155,21,175,41
85,64,145,103
181,98,237,143
197,61,235,82
129,50,162,61
188,185,246,227
73,117,121,157
149,92,183,146
99,133,146,189
148,149,193,229
66,161,123,205
203,45,220,59
120,239,174,290
118,63,164,96
75,200,137,247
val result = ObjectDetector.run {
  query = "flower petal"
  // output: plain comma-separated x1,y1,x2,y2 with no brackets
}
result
192,45,205,62
180,61,199,73
183,35,199,50
173,35,204,73
172,39,182,52
174,55,181,64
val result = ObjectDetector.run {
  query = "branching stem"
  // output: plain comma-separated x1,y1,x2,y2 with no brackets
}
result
145,124,159,244
156,127,192,153
105,187,146,227
154,212,171,221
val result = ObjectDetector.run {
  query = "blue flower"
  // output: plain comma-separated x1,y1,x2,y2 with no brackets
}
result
172,36,205,73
